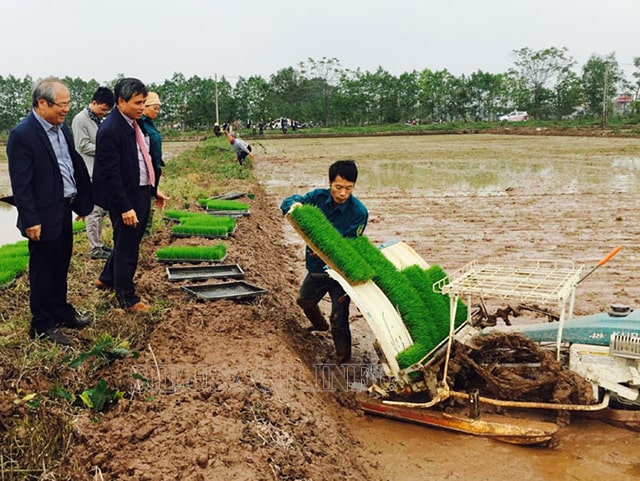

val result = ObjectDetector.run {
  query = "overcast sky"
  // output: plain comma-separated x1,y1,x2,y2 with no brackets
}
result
1,0,638,85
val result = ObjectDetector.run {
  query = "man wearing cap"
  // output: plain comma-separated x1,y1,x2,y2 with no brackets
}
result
140,92,164,234
225,130,254,166
71,86,115,259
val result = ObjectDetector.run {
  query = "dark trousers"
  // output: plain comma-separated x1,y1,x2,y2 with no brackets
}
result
28,204,75,331
297,272,352,359
100,187,151,308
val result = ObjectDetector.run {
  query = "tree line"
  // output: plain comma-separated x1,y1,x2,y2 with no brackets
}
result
0,47,638,134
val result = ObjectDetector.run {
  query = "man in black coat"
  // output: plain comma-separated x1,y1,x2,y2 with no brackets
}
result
7,77,93,345
92,77,168,312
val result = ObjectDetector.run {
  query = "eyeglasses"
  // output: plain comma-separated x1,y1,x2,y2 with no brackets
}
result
51,101,71,109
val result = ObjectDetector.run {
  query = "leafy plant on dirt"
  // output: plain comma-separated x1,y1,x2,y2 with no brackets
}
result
79,379,124,412
67,333,137,370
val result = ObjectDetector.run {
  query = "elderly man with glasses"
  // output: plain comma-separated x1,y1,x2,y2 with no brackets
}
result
7,77,93,345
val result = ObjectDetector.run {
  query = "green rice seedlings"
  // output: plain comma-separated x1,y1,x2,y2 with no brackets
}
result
203,199,249,211
170,213,236,237
348,236,440,368
401,265,467,342
180,215,236,230
0,270,15,286
289,204,375,283
0,240,29,287
72,220,86,233
156,244,227,261
164,209,203,220
171,224,230,237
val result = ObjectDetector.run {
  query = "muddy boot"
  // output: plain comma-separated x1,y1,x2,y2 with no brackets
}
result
334,342,351,366
331,330,352,365
297,300,329,332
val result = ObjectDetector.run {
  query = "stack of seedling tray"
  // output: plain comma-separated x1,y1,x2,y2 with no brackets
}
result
164,209,236,239
209,191,248,200
165,263,268,301
198,198,250,217
166,264,245,282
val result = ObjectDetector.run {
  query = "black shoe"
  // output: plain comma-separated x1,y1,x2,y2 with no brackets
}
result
306,325,329,333
337,353,351,366
90,248,110,260
29,327,73,346
59,315,91,329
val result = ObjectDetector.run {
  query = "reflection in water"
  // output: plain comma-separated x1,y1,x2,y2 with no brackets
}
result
0,204,21,246
612,157,640,170
257,136,640,201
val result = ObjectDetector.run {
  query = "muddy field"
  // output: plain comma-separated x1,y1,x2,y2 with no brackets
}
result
254,133,640,481
4,133,640,480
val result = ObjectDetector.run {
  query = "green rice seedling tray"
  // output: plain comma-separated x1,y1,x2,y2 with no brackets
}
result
181,281,268,301
157,255,228,265
0,278,16,291
166,264,245,282
170,225,236,240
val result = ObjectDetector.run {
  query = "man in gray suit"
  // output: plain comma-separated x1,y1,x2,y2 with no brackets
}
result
71,86,114,259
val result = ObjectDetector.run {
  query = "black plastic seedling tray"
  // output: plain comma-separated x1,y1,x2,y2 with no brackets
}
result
209,192,248,200
205,209,250,217
166,264,244,282
181,281,268,301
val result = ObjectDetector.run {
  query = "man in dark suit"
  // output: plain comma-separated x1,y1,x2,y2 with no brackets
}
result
93,78,168,312
7,77,93,345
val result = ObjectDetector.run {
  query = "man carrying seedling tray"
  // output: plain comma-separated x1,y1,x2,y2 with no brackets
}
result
280,160,368,365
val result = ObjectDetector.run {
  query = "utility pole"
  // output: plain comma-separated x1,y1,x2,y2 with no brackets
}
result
601,62,609,129
214,73,220,125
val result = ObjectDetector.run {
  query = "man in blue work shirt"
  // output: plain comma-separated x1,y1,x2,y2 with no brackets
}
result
281,160,368,364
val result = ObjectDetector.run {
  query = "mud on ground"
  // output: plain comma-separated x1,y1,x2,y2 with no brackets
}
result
6,133,640,480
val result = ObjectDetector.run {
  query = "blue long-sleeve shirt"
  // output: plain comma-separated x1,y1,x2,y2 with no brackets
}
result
281,188,368,273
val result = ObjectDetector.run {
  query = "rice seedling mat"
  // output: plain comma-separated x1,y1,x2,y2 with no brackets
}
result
285,212,366,285
181,281,268,301
170,225,236,240
0,278,16,291
157,255,228,265
166,264,245,282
